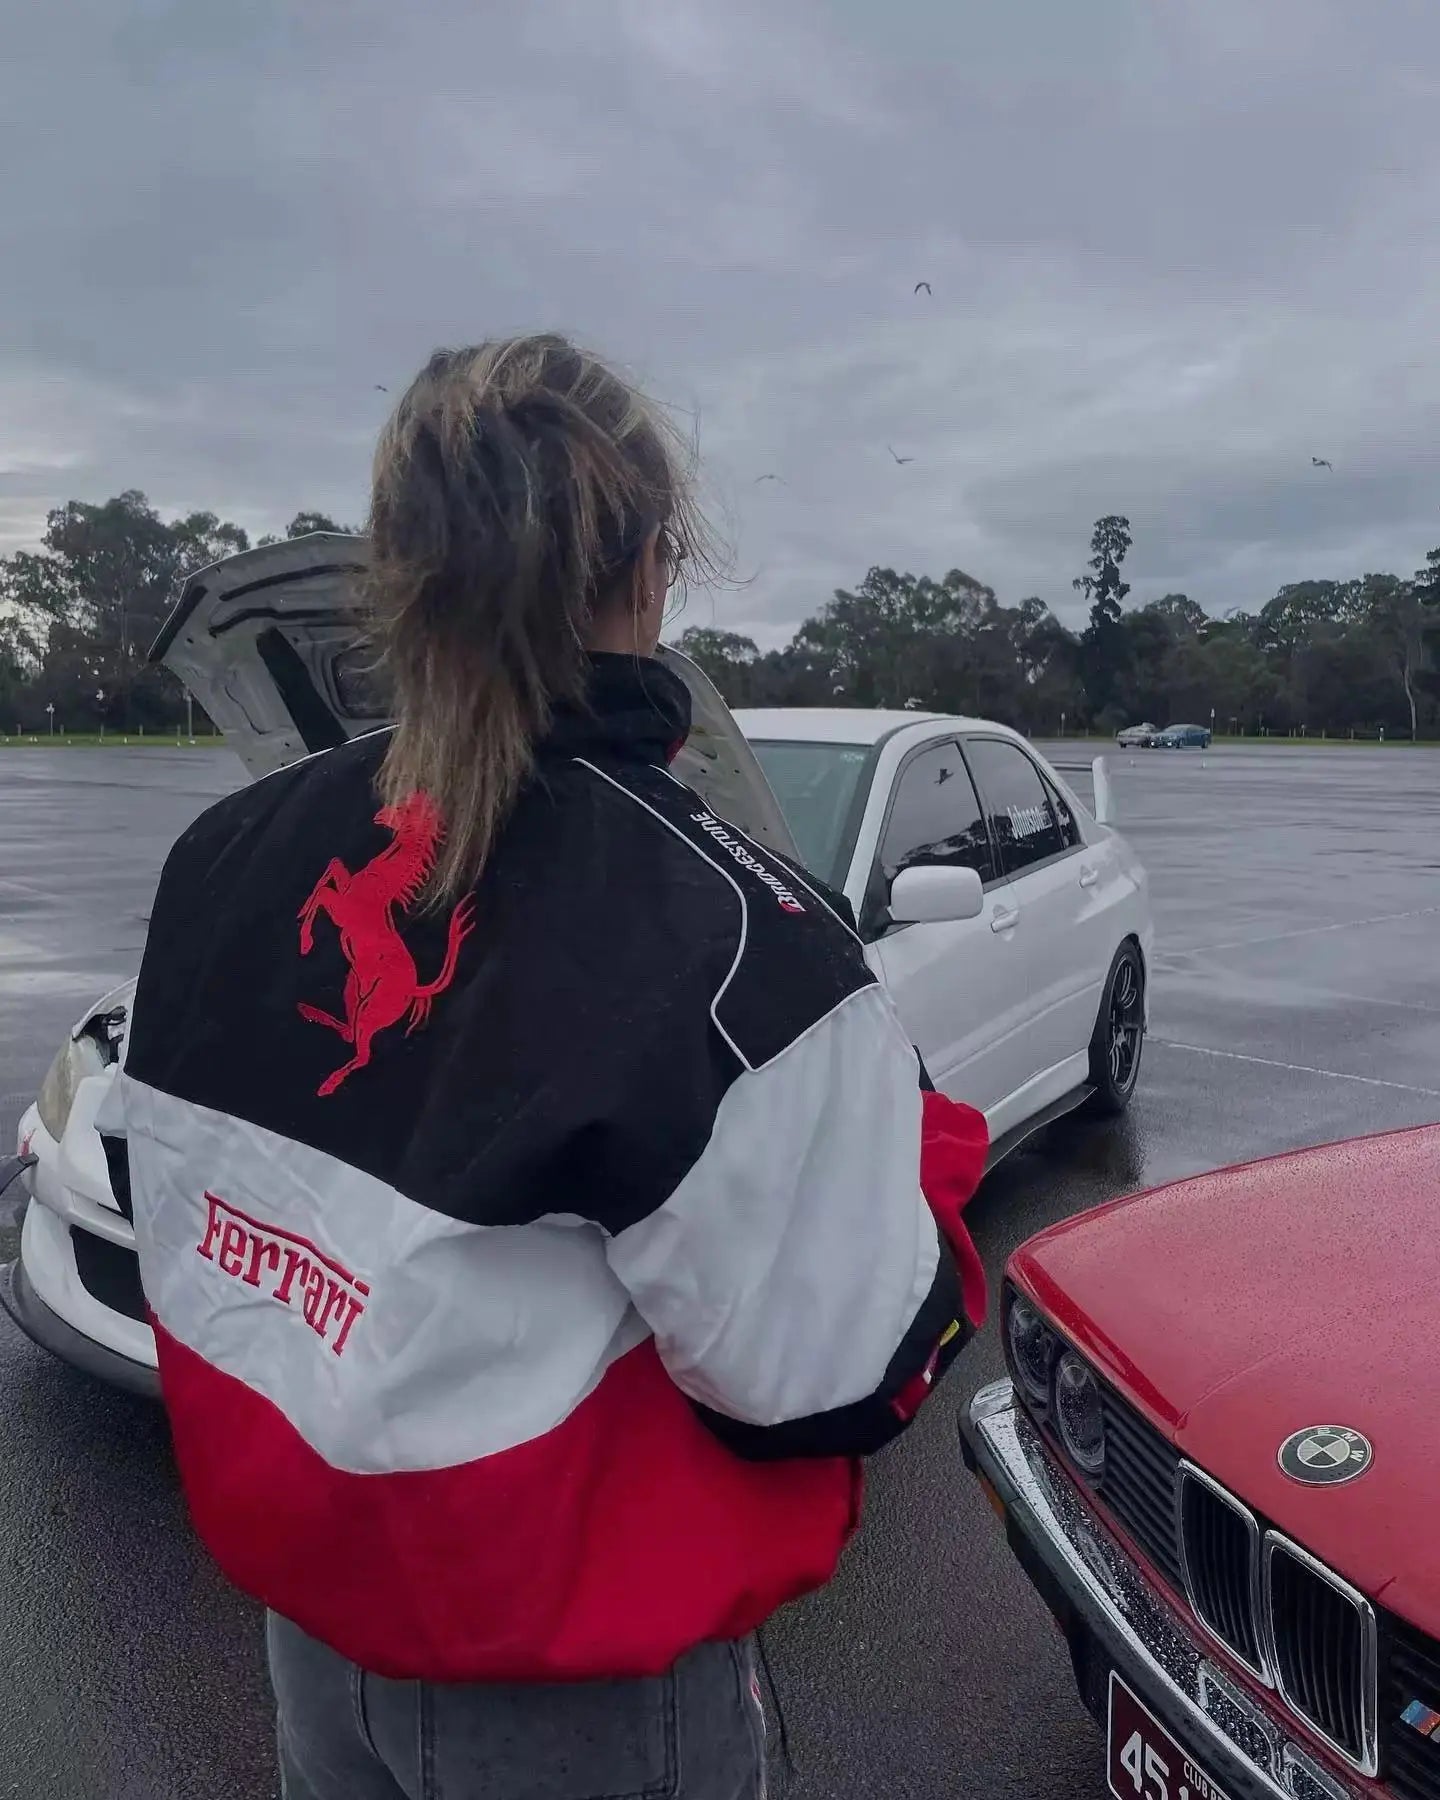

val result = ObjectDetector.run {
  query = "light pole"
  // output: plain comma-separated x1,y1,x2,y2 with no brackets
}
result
186,692,195,743
1060,710,1067,738
96,689,106,741
45,702,55,737
1209,705,1216,741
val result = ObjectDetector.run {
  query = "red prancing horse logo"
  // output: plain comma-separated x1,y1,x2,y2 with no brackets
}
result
296,792,476,1096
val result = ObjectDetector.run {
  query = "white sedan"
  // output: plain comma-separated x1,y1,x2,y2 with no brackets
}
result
1,535,1152,1393
737,711,1151,1141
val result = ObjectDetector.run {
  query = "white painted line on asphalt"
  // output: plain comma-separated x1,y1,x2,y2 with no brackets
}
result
1175,901,1440,959
1306,987,1440,1017
1151,1038,1440,1100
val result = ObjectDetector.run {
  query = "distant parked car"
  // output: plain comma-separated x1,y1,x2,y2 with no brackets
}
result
962,1123,1440,1799
1,536,1153,1394
1157,723,1212,748
1116,722,1161,748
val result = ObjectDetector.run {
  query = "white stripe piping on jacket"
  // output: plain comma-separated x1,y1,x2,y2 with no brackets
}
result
649,763,863,944
606,981,939,1425
573,757,753,1072
746,958,913,1074
242,723,397,792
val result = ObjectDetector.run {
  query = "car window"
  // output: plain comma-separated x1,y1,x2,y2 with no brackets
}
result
1041,772,1083,850
965,738,1069,874
876,741,996,897
747,739,873,885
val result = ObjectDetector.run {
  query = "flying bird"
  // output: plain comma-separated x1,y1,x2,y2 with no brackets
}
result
374,384,389,393
887,444,915,465
753,473,786,485
914,281,932,296
1311,456,1333,470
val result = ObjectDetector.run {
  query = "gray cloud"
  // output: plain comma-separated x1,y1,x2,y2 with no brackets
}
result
4,0,1440,642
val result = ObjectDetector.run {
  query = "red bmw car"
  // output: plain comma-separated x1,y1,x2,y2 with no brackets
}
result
962,1125,1440,1800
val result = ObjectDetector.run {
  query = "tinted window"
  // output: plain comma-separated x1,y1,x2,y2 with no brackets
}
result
748,740,872,884
1042,772,1083,850
877,742,995,892
965,738,1068,873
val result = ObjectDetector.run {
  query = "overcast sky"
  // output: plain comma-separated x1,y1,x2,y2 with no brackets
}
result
5,0,1440,643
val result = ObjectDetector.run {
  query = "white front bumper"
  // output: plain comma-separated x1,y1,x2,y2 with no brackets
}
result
12,1102,158,1374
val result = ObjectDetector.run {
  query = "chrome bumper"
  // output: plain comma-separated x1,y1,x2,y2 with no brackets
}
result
961,1381,1362,1800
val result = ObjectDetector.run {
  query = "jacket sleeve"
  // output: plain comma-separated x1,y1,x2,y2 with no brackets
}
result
913,1050,990,1327
603,981,980,1462
775,862,992,1325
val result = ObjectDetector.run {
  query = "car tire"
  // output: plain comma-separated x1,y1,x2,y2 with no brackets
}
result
1085,942,1145,1116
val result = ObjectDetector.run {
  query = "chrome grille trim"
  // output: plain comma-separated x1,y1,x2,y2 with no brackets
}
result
1261,1532,1379,1778
999,1303,1380,1785
1096,1385,1183,1588
1176,1460,1273,1687
966,1387,1365,1800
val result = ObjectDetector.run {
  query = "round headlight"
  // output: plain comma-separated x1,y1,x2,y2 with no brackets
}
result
1006,1296,1059,1403
1053,1350,1106,1477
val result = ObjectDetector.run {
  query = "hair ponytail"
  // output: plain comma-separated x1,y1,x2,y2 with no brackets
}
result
365,335,711,905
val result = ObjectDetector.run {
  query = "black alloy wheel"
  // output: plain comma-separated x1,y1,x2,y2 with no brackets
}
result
1085,942,1145,1115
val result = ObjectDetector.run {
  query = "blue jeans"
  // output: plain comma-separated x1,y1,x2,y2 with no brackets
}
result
267,1612,767,1800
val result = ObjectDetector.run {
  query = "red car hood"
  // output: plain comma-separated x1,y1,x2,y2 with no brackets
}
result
1013,1124,1440,1630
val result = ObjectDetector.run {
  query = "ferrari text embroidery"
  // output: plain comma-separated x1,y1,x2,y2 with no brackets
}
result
196,1190,370,1356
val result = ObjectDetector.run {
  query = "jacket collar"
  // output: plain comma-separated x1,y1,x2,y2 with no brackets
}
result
540,653,692,767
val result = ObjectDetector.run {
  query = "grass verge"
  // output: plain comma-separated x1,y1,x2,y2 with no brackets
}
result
0,733,226,749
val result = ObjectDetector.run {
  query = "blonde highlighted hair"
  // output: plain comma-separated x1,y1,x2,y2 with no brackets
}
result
365,334,713,903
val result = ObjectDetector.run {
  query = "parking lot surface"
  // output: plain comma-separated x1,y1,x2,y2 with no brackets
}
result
1,742,1437,1799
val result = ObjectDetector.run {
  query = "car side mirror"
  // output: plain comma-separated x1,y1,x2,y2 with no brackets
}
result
888,863,985,925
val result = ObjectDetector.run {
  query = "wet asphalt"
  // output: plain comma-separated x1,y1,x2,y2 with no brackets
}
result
1,742,1437,1800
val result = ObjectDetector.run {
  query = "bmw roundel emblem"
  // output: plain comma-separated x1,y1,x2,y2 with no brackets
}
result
1278,1426,1373,1486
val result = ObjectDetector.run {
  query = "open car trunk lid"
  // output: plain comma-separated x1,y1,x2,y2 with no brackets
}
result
150,532,801,859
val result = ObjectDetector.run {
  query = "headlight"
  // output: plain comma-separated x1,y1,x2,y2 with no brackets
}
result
1006,1294,1059,1403
1053,1350,1106,1477
35,1033,106,1141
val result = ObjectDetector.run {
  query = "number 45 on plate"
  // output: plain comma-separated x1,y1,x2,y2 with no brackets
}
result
1107,1672,1231,1800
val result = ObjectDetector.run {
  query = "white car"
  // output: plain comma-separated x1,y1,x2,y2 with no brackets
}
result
1,535,1152,1393
1115,722,1160,748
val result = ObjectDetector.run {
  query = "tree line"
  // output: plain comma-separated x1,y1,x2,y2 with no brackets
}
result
0,492,348,735
680,515,1440,740
1,496,1437,740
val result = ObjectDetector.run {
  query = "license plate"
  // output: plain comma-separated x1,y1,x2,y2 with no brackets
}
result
1108,1672,1232,1800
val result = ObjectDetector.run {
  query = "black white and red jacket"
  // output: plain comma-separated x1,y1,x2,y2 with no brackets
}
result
103,654,988,1682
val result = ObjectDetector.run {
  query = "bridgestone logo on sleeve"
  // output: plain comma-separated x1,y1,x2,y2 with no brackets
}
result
690,812,806,913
